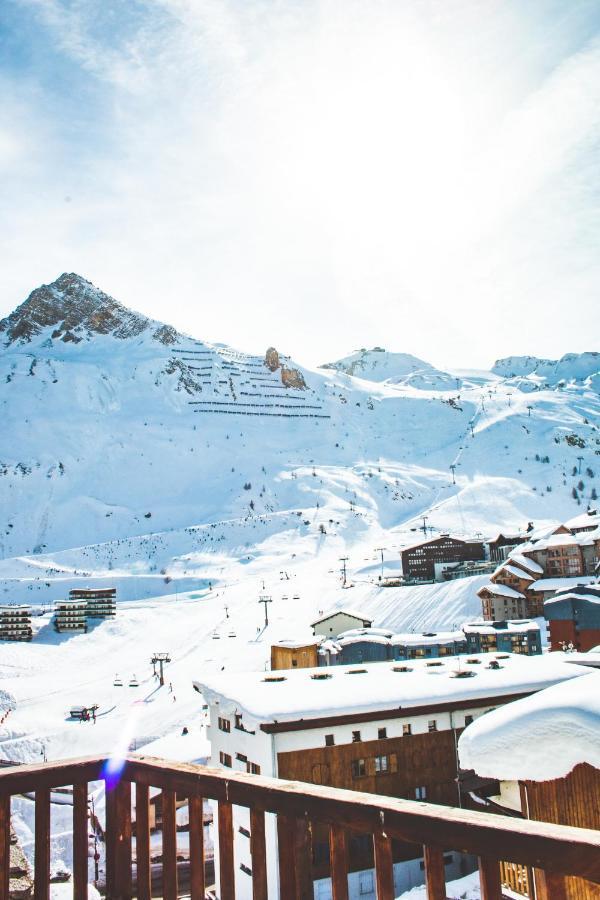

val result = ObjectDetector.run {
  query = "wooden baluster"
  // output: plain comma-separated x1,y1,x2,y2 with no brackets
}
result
34,787,51,900
250,808,267,900
161,789,178,900
135,783,151,900
329,824,349,900
218,800,236,900
105,778,132,900
73,782,89,900
276,814,297,899
188,795,205,900
423,845,446,900
373,832,394,900
0,794,10,900
294,817,313,900
478,856,502,900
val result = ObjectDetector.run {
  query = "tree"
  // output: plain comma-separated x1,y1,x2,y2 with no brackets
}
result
572,487,579,500
592,487,598,501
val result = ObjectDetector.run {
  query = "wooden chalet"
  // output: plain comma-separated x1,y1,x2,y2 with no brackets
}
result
459,671,600,898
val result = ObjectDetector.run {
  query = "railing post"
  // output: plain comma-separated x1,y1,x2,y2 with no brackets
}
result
538,870,568,900
329,824,349,900
189,795,205,900
34,787,51,900
423,845,446,900
161,789,178,900
277,814,297,898
250,807,267,900
294,817,313,900
105,779,132,900
0,794,10,900
374,831,394,900
478,856,502,900
73,782,89,900
134,783,151,900
218,800,236,900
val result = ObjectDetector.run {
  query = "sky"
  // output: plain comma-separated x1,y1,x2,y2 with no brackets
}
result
1,0,600,370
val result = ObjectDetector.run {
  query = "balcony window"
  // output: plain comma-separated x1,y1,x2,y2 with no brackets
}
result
218,717,231,733
415,785,427,800
378,727,387,739
325,734,335,746
428,720,437,732
219,751,232,768
374,755,389,774
403,723,412,736
351,730,361,743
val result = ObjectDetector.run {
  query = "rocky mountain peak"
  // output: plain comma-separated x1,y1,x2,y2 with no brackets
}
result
0,273,180,346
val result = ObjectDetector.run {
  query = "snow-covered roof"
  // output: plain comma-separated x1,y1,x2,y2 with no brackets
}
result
530,576,597,592
507,553,543,575
479,583,524,599
462,620,539,635
390,631,464,647
274,638,320,649
521,529,600,552
458,671,600,781
338,633,391,647
133,726,210,765
493,564,534,582
338,627,394,639
194,654,589,729
564,510,599,531
310,609,373,627
545,587,600,606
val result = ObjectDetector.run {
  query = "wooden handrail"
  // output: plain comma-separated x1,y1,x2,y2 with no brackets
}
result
0,754,599,899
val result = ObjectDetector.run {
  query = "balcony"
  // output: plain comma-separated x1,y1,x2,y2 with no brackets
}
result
1,755,599,899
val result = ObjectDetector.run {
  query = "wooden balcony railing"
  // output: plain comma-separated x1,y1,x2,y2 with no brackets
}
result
1,754,600,900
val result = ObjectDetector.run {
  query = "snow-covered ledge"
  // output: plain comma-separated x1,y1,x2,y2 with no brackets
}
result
458,670,600,782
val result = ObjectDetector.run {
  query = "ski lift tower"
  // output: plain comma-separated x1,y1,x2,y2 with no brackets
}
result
259,595,272,628
151,652,171,686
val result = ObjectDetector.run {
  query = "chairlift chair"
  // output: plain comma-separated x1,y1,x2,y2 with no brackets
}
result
129,674,139,687
113,674,123,687
228,631,236,638
211,632,220,639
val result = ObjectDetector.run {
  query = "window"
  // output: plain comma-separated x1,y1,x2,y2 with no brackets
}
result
464,715,473,726
352,730,361,742
359,871,374,894
247,762,261,775
415,785,427,800
351,758,366,778
236,752,248,763
378,727,387,739
428,720,437,732
292,659,298,667
325,734,335,746
218,717,230,733
403,723,412,736
219,751,232,768
374,755,389,774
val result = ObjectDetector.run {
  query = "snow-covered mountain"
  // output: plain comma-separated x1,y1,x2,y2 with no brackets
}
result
493,352,600,387
1,274,599,609
320,347,457,389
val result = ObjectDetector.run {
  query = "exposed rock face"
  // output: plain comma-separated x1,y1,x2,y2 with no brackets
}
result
265,347,280,371
281,366,306,389
0,273,182,347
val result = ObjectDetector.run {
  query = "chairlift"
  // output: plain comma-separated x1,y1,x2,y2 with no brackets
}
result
292,594,300,600
211,632,221,640
113,673,123,687
281,595,289,600
129,674,139,687
228,631,236,638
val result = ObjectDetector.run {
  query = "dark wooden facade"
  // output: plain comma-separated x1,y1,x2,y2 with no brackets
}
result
521,763,600,899
401,536,486,582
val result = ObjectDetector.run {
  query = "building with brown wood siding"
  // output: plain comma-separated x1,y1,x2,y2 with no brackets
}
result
196,653,589,900
459,670,600,899
400,534,486,583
